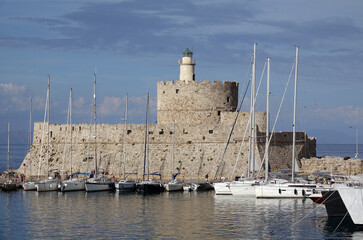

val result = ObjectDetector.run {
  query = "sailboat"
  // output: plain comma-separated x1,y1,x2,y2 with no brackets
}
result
255,47,315,198
60,88,86,192
2,122,18,191
36,76,61,192
23,98,37,191
216,43,257,196
115,93,137,191
85,73,115,192
164,121,183,192
137,93,164,194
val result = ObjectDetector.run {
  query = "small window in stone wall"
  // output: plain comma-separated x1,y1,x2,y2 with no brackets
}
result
127,130,132,135
79,126,81,131
159,129,164,135
209,130,213,134
149,131,153,134
72,126,74,131
50,131,53,138
163,91,165,94
176,89,179,94
227,97,230,102
218,111,221,116
60,127,62,131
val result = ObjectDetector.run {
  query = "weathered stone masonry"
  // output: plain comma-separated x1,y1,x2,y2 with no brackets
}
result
18,49,316,179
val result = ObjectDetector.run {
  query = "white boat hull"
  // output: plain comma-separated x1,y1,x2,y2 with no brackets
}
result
36,179,59,192
60,179,85,192
115,180,136,191
256,183,313,198
230,181,256,197
165,182,183,192
214,182,232,195
85,179,114,192
337,186,363,225
23,181,37,191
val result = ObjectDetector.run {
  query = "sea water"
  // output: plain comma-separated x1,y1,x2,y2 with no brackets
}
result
1,144,363,239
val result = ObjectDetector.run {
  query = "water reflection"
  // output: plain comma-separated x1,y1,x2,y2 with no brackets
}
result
0,191,362,239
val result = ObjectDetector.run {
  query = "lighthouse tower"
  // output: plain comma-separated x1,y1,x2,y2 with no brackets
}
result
157,49,239,125
178,48,196,82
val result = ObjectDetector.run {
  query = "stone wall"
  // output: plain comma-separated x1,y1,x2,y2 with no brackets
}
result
17,111,316,180
157,80,238,125
301,157,363,175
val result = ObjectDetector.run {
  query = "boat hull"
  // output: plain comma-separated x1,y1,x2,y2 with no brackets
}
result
337,187,363,225
115,180,136,191
321,190,349,218
137,181,164,194
85,181,114,192
256,184,313,198
165,182,183,192
60,179,85,192
2,182,17,191
229,181,257,197
213,182,232,195
36,180,59,192
23,182,37,191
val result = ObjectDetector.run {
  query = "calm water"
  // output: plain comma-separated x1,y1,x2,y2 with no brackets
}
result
1,191,362,239
1,144,363,239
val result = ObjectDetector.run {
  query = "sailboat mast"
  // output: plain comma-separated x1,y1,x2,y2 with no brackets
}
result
7,122,10,174
46,75,50,178
265,57,271,181
123,93,128,179
143,93,149,181
172,120,175,175
146,93,150,181
70,88,73,176
94,73,98,177
292,46,299,183
251,42,257,179
29,97,32,179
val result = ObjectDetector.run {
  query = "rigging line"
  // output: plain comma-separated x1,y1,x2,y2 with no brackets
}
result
61,97,71,173
291,191,334,227
214,78,251,180
37,84,49,179
213,54,253,180
271,190,335,234
233,59,268,179
258,62,296,174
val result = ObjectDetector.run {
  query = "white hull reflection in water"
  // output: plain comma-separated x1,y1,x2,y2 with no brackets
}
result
1,191,363,239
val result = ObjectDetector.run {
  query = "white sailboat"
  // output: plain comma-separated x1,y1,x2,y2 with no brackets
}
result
23,98,37,191
60,88,86,192
36,76,61,192
115,93,136,191
85,73,115,192
165,121,183,192
229,42,259,197
255,47,315,198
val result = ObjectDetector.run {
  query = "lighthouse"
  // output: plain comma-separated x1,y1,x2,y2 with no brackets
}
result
178,48,196,82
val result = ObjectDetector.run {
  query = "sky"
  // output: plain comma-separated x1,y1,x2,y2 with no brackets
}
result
0,0,362,145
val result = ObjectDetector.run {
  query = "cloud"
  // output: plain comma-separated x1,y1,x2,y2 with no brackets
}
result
314,105,363,126
0,83,29,112
99,96,123,116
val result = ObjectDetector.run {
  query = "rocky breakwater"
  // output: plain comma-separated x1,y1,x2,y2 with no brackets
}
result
301,156,363,175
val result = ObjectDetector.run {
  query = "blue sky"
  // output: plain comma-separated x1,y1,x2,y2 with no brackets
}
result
0,0,362,144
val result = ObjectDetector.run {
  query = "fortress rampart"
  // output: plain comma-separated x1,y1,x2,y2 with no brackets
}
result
157,80,238,125
17,48,317,180
18,115,316,180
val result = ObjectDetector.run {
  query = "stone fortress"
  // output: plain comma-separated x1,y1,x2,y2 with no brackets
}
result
18,48,321,180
